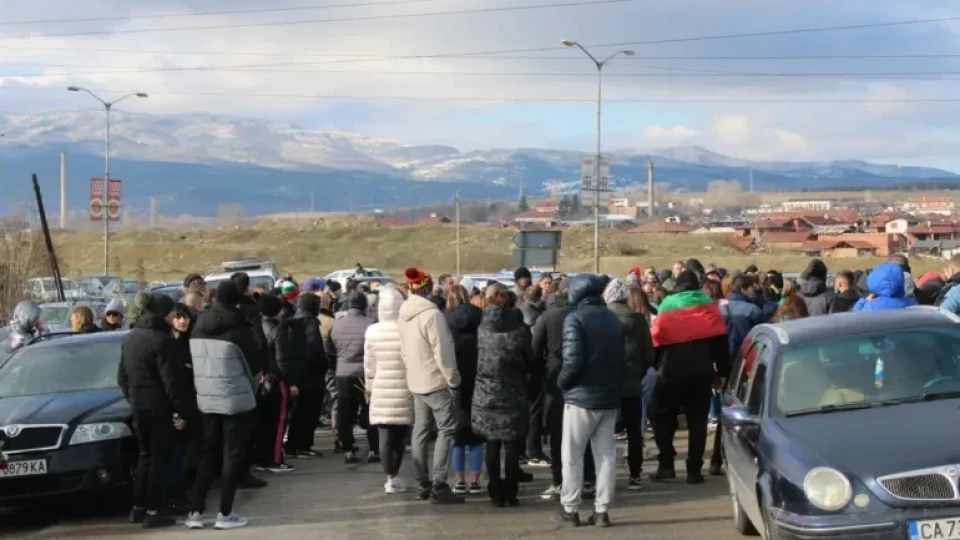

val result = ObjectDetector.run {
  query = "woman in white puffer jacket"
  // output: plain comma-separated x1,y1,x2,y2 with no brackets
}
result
364,286,414,495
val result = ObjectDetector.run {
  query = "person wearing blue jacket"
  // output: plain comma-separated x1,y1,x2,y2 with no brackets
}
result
853,262,918,312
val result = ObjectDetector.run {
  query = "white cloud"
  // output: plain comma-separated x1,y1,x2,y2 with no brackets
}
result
711,115,752,146
772,129,809,154
642,125,702,141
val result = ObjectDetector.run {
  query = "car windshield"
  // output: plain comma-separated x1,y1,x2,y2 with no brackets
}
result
123,281,145,294
38,306,70,325
0,341,121,397
774,327,960,417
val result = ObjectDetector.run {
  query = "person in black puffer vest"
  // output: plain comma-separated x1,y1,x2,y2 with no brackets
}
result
285,293,327,458
445,285,485,496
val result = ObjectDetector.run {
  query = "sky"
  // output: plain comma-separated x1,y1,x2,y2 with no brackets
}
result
2,0,960,170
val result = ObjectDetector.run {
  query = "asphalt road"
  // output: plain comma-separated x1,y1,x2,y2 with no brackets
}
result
0,429,744,540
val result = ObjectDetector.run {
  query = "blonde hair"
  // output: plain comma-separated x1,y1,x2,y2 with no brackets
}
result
446,285,469,311
71,306,94,332
184,291,205,311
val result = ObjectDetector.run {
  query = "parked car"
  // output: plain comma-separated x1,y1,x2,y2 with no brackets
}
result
205,258,279,293
0,332,137,505
38,302,107,332
26,278,84,303
77,276,121,298
149,285,184,303
324,267,385,287
722,307,960,540
101,280,149,302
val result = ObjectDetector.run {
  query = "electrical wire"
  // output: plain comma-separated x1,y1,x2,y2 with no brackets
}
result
0,0,646,39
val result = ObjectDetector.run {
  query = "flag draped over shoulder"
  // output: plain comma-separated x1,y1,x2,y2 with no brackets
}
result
652,290,727,348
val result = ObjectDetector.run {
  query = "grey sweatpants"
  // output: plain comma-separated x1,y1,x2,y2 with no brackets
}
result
412,389,458,487
560,404,618,514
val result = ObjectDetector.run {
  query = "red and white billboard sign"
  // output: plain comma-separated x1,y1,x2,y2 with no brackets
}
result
90,178,104,221
107,179,121,221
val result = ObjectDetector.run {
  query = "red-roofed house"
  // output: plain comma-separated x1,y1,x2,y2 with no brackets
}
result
906,221,960,243
515,211,560,227
761,232,817,250
419,213,452,225
531,200,561,214
378,217,410,227
801,239,880,258
902,196,956,216
818,232,904,256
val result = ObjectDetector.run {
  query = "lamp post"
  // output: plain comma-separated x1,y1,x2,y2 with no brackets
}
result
562,40,634,273
67,87,148,275
455,189,462,277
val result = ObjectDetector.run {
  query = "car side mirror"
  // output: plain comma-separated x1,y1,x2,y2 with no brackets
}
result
722,404,760,428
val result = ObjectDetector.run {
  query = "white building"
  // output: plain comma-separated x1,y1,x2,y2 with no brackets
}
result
781,199,833,212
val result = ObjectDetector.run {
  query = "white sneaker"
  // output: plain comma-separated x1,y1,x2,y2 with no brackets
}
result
540,485,561,500
385,477,408,494
184,512,204,529
214,513,249,530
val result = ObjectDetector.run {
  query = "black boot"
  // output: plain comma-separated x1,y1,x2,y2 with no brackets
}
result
504,480,519,507
488,479,504,508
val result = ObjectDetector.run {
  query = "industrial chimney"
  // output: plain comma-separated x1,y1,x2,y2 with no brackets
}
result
647,161,655,217
60,151,67,229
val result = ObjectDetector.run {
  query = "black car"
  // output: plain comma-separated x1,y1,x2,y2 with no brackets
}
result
0,332,137,505
722,307,960,540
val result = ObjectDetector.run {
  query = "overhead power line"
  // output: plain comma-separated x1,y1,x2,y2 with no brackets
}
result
0,0,647,39
3,86,960,103
0,0,450,26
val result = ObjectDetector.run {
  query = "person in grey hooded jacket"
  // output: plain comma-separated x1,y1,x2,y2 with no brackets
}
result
330,291,377,464
799,259,835,316
6,301,45,353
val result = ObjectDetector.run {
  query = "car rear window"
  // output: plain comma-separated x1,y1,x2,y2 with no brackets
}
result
774,326,960,416
0,341,121,397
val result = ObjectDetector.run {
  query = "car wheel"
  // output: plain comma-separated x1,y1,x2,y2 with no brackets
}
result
728,474,759,536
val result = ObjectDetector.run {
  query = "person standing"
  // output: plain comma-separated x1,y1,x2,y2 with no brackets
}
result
397,267,463,504
445,285,485,496
603,279,655,491
364,287,413,495
285,293,327,458
101,298,126,330
331,292,378,464
120,293,194,528
649,271,730,485
853,262,918,312
514,267,533,301
472,283,531,507
185,283,260,530
518,284,548,466
256,294,297,473
798,259,835,316
552,275,625,528
831,270,860,313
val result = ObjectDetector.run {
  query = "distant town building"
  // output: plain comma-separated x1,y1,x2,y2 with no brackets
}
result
781,199,834,212
901,196,956,216
419,212,452,225
514,211,559,227
531,200,561,214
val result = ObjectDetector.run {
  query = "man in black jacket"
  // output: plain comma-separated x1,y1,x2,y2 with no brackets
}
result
120,293,195,529
552,275,624,528
532,283,596,501
256,293,298,473
285,293,327,458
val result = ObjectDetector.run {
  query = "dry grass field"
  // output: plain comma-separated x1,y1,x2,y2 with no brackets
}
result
48,218,949,282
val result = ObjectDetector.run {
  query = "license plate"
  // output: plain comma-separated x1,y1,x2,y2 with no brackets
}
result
0,459,48,478
910,518,960,540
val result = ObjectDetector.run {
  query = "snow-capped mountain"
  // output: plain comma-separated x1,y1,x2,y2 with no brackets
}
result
0,111,956,216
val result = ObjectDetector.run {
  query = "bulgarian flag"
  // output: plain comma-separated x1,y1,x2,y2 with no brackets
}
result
652,290,727,348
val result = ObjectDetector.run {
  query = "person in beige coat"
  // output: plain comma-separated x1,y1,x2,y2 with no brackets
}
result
397,267,462,504
365,287,414,495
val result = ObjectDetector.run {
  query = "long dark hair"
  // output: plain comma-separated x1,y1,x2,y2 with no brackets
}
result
774,294,809,322
627,285,652,318
446,285,470,311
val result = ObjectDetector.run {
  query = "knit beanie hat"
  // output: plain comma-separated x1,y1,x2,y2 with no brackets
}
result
280,281,298,301
628,266,642,282
258,294,285,318
405,267,432,294
602,278,629,305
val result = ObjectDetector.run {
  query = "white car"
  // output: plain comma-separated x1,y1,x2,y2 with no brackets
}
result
26,277,84,303
205,258,280,293
324,268,385,288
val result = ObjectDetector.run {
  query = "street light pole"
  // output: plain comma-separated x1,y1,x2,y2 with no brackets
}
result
562,40,634,273
67,87,148,276
455,189,462,277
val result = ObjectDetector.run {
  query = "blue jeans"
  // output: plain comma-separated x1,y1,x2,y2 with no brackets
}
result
708,390,722,420
451,445,484,476
640,367,657,435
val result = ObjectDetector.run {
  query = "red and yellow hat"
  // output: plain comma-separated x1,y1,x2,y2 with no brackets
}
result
405,267,432,293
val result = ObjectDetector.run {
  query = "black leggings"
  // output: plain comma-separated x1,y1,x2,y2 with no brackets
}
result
132,409,176,511
485,440,520,502
620,397,645,477
378,425,409,476
336,376,379,452
190,411,255,516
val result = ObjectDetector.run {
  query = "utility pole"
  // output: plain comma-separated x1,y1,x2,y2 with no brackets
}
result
149,197,157,228
749,168,754,193
310,191,315,213
60,151,67,229
455,190,462,277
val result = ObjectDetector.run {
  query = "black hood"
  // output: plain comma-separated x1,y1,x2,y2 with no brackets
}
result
296,293,321,317
568,274,609,306
799,277,827,297
481,304,522,332
195,304,247,336
134,310,171,332
446,303,482,332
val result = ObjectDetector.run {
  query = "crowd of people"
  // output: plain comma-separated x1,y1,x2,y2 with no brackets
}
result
4,252,959,531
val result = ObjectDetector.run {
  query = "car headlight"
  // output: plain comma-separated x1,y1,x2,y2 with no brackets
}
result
803,467,853,511
69,422,133,445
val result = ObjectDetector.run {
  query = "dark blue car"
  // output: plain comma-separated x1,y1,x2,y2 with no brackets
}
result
722,307,960,540
0,332,137,505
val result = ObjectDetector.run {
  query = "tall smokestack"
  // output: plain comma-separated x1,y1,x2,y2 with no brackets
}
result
647,161,655,217
60,151,67,229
